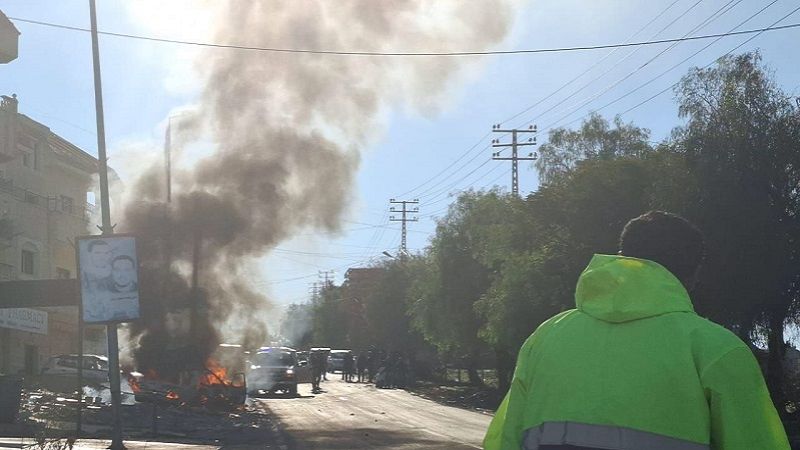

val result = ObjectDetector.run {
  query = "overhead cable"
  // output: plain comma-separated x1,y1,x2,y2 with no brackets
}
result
8,16,800,57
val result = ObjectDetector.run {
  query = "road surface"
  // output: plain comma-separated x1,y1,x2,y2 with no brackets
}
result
254,378,492,449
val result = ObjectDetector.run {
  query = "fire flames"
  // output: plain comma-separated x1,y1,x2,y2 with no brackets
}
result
198,359,229,387
126,358,244,407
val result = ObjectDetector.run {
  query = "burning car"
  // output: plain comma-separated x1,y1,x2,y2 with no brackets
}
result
129,356,247,408
247,347,310,396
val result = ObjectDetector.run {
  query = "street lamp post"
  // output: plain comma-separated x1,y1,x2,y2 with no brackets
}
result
88,1,124,448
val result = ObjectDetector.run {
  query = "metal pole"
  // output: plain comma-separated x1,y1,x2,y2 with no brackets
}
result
511,130,518,197
76,307,83,437
88,1,124,448
164,119,171,204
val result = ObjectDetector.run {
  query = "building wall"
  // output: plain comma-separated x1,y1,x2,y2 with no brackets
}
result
0,95,107,375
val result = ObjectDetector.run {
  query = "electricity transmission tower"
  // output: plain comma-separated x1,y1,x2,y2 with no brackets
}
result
308,282,321,300
318,270,335,288
389,198,419,256
491,124,538,196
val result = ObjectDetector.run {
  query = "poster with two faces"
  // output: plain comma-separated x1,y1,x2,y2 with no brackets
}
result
77,235,140,323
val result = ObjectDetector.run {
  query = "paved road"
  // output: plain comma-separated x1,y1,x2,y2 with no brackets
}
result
255,378,492,449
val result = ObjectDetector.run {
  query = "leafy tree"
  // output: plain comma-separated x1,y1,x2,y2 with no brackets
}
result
673,52,800,411
536,112,652,184
310,284,348,348
408,193,495,385
361,260,417,352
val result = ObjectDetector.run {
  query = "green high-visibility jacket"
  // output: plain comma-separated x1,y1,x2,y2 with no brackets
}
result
484,254,790,450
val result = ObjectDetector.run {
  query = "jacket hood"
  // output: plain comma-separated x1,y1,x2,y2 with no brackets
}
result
575,254,694,323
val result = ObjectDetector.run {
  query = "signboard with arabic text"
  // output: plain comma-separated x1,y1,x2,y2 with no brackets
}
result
0,308,47,334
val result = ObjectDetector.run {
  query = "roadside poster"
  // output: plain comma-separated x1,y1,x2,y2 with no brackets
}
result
77,235,140,323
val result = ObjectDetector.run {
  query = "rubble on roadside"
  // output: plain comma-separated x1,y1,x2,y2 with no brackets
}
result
1,385,282,447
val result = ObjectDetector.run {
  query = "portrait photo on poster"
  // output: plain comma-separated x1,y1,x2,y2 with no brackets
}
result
77,235,140,323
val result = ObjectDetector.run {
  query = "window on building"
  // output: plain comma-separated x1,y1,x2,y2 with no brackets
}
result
33,143,40,170
61,195,74,214
22,152,31,168
21,249,34,275
56,267,70,279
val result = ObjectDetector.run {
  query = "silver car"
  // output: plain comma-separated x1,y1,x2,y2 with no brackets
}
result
40,354,109,383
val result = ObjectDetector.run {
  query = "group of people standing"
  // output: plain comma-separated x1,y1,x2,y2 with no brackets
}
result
306,348,414,394
343,349,412,389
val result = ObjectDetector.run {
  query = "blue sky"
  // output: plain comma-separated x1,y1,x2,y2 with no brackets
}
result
2,0,799,313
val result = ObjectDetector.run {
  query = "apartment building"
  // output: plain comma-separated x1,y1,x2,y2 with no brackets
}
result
0,94,107,375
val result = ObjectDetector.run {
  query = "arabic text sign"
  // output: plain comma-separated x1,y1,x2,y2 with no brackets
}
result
0,308,48,334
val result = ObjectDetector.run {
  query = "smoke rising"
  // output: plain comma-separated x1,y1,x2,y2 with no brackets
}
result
120,0,520,376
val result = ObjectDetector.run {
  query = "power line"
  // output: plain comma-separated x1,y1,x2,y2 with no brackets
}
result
394,133,492,199
526,0,747,133
500,0,690,126
423,163,507,209
419,158,494,203
399,1,690,206
549,0,794,132
411,143,493,199
399,1,702,203
8,15,800,57
619,3,800,118
396,1,706,204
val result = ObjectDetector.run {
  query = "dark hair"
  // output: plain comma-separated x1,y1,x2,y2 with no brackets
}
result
111,255,135,267
87,240,109,252
619,211,705,287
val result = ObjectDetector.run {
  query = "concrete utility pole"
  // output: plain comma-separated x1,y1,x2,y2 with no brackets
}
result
88,1,124,448
318,271,335,289
491,124,538,196
389,199,419,256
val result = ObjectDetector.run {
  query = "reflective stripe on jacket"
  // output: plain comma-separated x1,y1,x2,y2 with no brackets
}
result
483,254,789,450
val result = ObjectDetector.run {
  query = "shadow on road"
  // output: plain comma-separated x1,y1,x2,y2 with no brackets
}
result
279,427,466,450
249,393,316,400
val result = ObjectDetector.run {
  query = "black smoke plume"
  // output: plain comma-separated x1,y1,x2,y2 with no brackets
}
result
118,0,519,377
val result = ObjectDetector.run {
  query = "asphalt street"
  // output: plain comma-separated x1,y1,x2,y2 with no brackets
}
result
255,377,492,449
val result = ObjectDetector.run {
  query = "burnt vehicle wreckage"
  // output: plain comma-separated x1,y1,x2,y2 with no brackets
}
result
127,349,247,408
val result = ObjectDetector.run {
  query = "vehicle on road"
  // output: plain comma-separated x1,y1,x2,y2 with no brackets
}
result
247,347,310,396
327,349,352,373
40,354,109,383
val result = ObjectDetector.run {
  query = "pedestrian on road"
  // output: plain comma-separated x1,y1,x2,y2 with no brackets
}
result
322,350,329,381
343,352,355,382
484,211,790,450
356,351,367,383
367,349,377,383
309,350,325,394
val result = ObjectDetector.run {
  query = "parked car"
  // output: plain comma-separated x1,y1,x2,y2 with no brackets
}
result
247,347,310,396
327,349,352,373
40,354,109,383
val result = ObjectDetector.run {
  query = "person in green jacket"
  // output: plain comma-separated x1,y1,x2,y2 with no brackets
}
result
484,211,790,450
